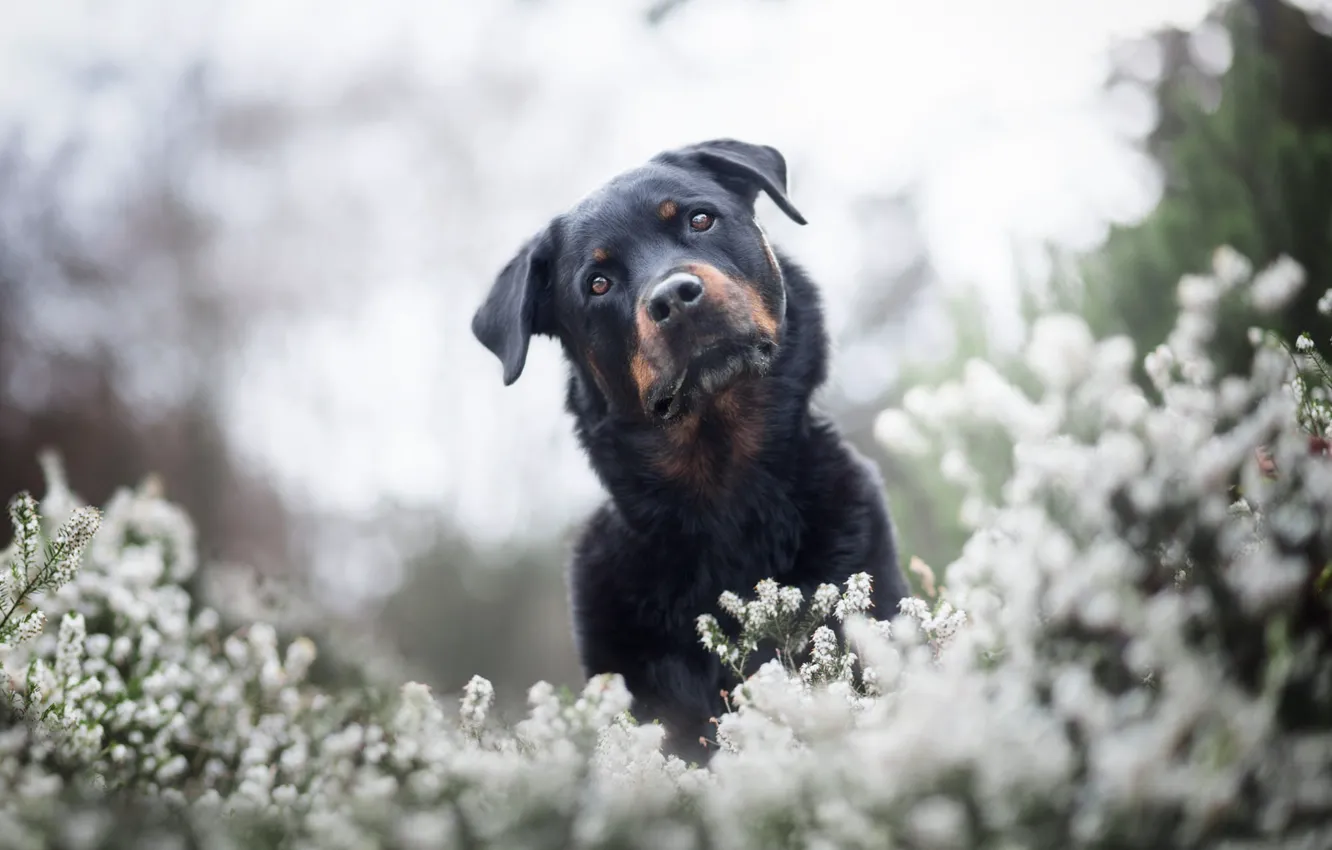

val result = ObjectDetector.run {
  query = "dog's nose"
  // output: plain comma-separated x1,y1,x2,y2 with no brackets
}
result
646,273,705,325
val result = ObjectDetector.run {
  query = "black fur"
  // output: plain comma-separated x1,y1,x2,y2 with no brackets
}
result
472,139,910,762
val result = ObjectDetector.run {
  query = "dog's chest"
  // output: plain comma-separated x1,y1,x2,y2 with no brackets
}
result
619,517,804,636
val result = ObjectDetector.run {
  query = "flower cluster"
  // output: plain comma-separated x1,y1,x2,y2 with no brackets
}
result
696,576,858,680
1,489,101,657
1,248,1330,848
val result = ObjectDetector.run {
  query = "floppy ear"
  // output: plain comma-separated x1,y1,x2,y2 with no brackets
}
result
658,138,807,225
471,226,554,386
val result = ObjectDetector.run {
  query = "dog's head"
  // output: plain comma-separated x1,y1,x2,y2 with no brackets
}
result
472,139,806,423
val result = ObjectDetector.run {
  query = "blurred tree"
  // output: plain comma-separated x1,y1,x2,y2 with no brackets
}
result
0,62,295,578
866,0,1332,585
1041,0,1332,384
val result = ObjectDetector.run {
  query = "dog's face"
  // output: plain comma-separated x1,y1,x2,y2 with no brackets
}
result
472,139,806,423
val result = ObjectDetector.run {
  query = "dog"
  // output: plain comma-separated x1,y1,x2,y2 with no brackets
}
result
472,139,910,761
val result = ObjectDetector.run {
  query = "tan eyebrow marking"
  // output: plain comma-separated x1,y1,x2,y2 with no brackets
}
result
657,200,678,220
592,247,610,263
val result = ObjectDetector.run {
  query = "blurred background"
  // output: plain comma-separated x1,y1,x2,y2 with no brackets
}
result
2,0,1330,711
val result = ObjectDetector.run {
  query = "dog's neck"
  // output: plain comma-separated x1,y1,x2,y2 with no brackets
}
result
563,250,830,535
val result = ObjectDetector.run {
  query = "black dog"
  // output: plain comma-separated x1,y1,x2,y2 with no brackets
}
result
472,139,909,761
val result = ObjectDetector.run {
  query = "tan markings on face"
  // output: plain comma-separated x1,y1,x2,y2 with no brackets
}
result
677,263,780,343
629,347,657,408
631,292,675,410
657,200,678,220
736,280,780,341
592,247,610,263
681,263,736,314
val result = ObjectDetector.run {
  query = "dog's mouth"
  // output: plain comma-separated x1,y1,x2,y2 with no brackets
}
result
650,371,689,421
647,338,777,422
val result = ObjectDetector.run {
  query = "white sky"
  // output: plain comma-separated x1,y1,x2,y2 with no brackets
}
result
2,0,1231,569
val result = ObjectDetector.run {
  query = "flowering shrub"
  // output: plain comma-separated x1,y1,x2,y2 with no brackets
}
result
3,248,1332,848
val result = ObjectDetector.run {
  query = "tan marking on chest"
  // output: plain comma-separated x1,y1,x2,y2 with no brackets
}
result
652,384,768,495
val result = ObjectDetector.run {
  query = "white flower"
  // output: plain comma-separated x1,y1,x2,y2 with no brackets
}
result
777,586,804,615
834,573,874,622
873,408,929,455
1178,273,1222,313
1319,288,1332,316
459,675,494,730
1249,254,1306,313
717,591,745,618
940,450,976,488
54,613,86,686
1144,343,1176,392
5,493,41,598
906,795,969,848
799,626,847,686
283,637,316,682
810,584,840,621
2,609,46,652
1211,245,1253,290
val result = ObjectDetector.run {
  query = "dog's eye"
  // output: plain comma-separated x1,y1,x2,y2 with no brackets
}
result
689,211,715,232
588,274,612,296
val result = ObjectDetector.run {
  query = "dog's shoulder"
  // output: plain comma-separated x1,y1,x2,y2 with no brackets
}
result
788,416,907,607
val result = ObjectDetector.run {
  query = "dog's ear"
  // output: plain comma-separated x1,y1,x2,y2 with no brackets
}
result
472,225,555,386
659,138,806,225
